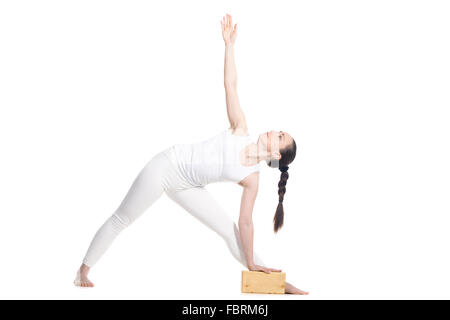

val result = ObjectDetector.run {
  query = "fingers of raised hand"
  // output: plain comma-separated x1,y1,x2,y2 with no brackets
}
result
227,13,232,26
221,14,233,30
221,18,227,31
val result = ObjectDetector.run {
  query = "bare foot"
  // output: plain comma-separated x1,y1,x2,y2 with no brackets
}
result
74,264,94,288
285,281,309,295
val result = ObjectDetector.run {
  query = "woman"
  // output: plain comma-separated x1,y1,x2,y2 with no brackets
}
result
74,14,309,295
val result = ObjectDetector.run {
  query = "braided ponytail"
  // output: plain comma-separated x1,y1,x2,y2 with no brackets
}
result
267,136,296,233
274,166,289,233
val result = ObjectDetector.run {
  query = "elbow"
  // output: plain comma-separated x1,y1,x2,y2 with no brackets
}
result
224,81,237,90
238,218,253,227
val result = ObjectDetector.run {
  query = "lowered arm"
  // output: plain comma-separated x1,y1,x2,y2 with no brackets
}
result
238,173,283,273
238,172,259,268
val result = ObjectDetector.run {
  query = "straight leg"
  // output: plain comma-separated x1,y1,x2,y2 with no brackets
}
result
81,152,168,269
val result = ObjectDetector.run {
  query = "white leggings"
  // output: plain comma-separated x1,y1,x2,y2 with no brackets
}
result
82,147,267,269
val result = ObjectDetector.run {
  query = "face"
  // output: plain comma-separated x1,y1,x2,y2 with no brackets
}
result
257,130,294,160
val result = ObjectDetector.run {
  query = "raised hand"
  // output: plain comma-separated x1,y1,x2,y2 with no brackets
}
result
221,13,237,45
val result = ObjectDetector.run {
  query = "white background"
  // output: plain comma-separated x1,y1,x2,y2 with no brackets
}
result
1,0,449,300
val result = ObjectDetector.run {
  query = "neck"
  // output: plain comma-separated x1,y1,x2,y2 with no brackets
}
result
246,143,270,163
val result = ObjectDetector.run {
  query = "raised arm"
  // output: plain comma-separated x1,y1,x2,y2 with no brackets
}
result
221,14,248,134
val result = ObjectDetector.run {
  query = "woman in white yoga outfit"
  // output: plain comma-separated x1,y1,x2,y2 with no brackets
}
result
74,14,308,295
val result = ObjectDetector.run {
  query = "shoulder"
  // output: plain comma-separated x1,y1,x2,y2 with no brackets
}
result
238,171,259,189
228,126,249,137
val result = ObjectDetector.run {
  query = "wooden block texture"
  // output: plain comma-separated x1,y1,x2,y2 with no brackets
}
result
241,271,286,294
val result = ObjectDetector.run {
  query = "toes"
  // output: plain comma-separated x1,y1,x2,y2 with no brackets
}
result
74,278,95,288
79,279,94,287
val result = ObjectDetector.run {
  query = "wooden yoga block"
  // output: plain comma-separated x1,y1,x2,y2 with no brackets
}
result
241,271,286,294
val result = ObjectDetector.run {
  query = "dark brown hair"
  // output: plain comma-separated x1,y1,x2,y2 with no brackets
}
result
267,139,297,233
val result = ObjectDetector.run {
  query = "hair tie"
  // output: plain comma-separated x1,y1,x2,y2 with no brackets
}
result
279,166,289,173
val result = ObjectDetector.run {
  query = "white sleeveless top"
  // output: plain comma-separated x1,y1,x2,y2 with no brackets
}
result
171,128,261,186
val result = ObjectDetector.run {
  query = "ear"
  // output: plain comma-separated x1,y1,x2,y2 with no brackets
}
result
271,151,281,160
